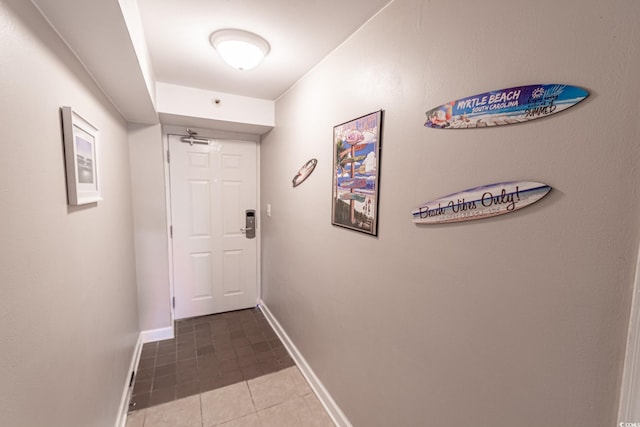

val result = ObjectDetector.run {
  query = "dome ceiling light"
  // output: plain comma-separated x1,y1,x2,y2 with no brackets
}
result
210,29,270,71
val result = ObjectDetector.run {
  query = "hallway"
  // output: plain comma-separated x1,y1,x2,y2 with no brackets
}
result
2,1,640,426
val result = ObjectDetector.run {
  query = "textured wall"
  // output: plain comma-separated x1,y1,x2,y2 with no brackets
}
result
260,0,640,426
0,1,139,426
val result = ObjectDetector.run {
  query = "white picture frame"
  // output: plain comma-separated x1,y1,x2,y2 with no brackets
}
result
61,106,102,205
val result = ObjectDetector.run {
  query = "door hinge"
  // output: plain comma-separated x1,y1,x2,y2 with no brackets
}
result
166,149,170,163
169,225,173,238
172,297,175,309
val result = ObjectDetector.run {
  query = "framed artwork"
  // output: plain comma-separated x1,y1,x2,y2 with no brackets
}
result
331,110,383,236
61,106,102,205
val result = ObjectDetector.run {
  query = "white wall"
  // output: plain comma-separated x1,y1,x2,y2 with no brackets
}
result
0,1,139,426
128,123,172,332
156,82,274,134
260,0,640,426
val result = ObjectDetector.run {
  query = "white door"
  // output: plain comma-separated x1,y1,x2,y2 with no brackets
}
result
168,136,258,319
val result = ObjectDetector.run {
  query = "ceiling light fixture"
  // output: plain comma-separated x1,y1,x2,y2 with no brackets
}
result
210,29,270,71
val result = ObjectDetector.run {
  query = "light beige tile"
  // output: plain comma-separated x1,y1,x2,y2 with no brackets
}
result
287,367,313,396
304,394,335,427
201,382,255,426
248,368,300,410
257,397,310,427
125,409,145,427
217,412,261,427
143,395,201,427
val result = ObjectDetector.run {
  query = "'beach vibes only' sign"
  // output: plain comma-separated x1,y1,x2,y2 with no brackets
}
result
424,84,589,129
411,181,552,224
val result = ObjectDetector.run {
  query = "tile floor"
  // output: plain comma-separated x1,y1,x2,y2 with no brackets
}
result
125,367,334,427
129,308,296,411
127,308,334,426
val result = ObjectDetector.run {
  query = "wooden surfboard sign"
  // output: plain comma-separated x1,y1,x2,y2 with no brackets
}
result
292,158,318,187
339,178,367,189
412,181,551,224
424,84,589,129
339,192,366,202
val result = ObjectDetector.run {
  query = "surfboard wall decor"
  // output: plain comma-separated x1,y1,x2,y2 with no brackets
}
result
412,181,551,224
292,158,318,187
424,84,588,129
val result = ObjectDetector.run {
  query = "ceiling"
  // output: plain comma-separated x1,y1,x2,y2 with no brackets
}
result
30,0,391,125
137,0,391,100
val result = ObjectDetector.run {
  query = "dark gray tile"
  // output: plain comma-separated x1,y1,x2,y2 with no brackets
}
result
215,348,236,361
197,361,220,377
177,341,196,352
273,346,289,357
213,339,233,350
247,333,267,344
251,342,271,353
176,367,198,383
241,365,263,381
199,377,217,393
129,392,149,411
194,324,210,334
155,352,176,367
244,326,261,336
196,345,215,356
132,378,152,396
148,387,175,406
136,367,154,381
235,345,254,357
176,359,197,372
260,358,281,375
177,348,196,361
196,354,217,367
153,373,177,390
177,332,195,343
140,343,158,358
157,344,176,356
154,363,176,377
213,370,243,389
279,355,296,368
232,337,250,348
237,354,258,368
176,381,199,399
227,320,244,331
219,358,239,373
255,350,276,362
138,356,155,370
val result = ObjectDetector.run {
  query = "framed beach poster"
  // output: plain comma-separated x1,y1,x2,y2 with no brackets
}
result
331,110,383,236
61,106,102,205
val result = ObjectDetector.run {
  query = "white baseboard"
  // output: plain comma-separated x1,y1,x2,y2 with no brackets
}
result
259,300,352,427
140,325,174,343
114,325,174,427
114,333,143,427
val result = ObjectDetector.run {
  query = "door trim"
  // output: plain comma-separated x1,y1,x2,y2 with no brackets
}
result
162,125,262,321
619,242,640,423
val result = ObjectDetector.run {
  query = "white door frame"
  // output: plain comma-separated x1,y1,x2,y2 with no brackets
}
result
619,241,640,423
161,125,262,322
